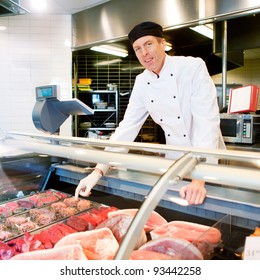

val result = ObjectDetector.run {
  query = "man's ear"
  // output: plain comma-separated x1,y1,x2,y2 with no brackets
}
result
161,38,166,49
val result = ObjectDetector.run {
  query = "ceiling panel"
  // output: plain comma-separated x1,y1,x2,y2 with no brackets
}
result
19,0,111,14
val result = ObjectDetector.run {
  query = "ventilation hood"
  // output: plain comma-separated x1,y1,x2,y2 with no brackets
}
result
0,0,29,17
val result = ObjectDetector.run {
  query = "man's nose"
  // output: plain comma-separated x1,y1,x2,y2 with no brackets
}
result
141,47,148,56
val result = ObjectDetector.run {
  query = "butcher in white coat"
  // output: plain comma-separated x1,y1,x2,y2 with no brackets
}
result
75,21,225,205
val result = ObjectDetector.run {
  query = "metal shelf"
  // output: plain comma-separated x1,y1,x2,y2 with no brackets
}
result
74,89,118,137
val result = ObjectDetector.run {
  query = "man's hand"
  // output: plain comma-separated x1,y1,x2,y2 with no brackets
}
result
179,179,206,205
74,170,102,199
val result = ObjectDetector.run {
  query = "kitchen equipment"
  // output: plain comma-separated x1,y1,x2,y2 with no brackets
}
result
95,101,107,109
107,83,117,91
220,113,260,144
104,122,115,128
80,122,91,128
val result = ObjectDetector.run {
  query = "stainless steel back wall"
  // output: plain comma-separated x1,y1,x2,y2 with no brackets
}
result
72,0,260,50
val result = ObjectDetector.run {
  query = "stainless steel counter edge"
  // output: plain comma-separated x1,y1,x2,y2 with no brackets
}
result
55,164,260,230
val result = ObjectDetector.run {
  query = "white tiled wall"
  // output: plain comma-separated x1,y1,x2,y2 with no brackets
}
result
0,14,72,136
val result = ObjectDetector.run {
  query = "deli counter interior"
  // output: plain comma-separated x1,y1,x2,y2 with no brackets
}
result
0,132,259,260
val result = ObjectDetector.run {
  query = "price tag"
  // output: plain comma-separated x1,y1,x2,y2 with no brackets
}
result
243,236,260,260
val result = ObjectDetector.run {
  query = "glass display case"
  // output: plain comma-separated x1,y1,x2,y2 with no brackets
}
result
1,131,260,260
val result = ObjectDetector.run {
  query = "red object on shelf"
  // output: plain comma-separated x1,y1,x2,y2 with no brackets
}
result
228,85,259,114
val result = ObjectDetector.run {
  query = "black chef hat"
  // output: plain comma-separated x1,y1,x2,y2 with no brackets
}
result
128,21,163,45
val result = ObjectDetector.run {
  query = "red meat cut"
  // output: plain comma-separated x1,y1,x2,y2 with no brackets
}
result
150,220,222,257
0,240,15,260
107,208,167,231
137,237,203,260
66,215,90,231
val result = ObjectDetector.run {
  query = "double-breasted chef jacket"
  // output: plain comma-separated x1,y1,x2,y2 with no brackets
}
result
110,54,225,159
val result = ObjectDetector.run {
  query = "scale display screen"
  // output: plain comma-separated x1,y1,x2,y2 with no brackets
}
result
36,85,57,99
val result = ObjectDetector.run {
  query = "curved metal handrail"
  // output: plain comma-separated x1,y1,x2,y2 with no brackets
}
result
114,152,199,260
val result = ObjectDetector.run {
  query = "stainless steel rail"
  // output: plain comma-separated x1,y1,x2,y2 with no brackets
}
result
114,152,198,260
4,132,260,191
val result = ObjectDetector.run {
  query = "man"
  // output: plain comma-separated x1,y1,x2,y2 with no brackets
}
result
75,21,225,205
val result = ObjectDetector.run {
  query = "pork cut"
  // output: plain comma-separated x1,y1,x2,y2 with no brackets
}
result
150,220,222,257
10,244,87,260
96,213,147,249
130,250,178,260
54,228,119,260
107,208,167,231
136,237,203,260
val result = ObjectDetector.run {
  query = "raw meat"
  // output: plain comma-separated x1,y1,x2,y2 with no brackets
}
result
50,201,67,213
29,208,56,226
137,237,203,260
7,232,36,255
0,240,15,260
32,223,77,249
107,208,167,231
59,207,78,218
76,199,91,212
10,244,87,260
5,201,19,211
63,197,80,207
28,190,67,207
5,216,28,229
17,200,34,209
76,212,100,230
40,196,59,205
130,250,178,260
0,206,12,218
0,230,13,241
66,216,90,231
96,214,147,249
54,228,119,260
90,206,118,221
0,224,5,231
17,221,37,234
150,220,221,257
32,231,53,250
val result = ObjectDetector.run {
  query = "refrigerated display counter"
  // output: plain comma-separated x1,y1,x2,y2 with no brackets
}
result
0,131,260,260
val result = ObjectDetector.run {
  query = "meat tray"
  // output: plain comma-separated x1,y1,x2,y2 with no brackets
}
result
0,189,72,220
0,194,99,242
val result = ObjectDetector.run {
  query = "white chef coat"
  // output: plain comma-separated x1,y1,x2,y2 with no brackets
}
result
109,55,225,159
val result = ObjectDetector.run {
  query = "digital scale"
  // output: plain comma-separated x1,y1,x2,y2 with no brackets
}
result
32,85,94,134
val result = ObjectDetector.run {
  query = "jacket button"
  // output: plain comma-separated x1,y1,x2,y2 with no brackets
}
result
173,96,176,98
183,134,186,137
170,73,173,76
177,116,180,119
151,100,154,103
168,134,170,137
160,119,163,121
147,82,150,85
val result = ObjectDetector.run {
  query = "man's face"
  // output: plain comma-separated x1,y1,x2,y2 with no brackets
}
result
132,35,166,74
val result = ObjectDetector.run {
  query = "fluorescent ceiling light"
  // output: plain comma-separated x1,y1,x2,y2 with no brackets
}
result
90,45,128,57
31,0,48,11
95,59,122,66
190,25,213,39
